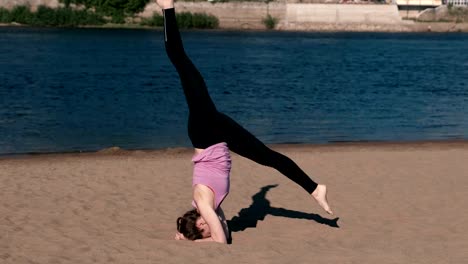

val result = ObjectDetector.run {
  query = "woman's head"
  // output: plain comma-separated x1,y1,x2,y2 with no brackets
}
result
177,209,211,240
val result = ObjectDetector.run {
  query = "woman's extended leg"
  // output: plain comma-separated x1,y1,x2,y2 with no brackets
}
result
217,113,333,215
163,7,224,148
163,8,215,116
163,8,216,116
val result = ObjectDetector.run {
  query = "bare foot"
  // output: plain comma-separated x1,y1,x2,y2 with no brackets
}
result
311,184,333,215
155,0,174,9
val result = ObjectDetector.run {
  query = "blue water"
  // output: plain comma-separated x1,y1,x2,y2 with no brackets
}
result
0,27,467,155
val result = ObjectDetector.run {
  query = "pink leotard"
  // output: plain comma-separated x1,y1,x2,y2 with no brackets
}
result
192,142,231,209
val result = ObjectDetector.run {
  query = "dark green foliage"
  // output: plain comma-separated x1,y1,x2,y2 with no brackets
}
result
262,14,278,29
191,12,218,29
140,12,219,29
58,0,150,23
177,12,193,29
35,6,57,25
0,5,105,26
2,4,218,28
10,6,35,24
109,10,126,24
140,13,164,27
59,0,150,17
125,0,148,14
176,12,219,29
0,8,12,23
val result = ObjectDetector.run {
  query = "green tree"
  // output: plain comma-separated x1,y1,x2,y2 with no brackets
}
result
0,8,12,23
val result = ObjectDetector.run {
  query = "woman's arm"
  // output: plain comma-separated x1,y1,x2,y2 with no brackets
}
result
216,207,230,241
193,185,227,244
194,237,215,243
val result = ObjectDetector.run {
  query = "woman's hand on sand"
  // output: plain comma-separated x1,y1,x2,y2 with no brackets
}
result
155,0,174,9
175,232,186,240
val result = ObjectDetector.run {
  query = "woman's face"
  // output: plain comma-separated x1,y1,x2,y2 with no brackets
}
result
196,217,211,238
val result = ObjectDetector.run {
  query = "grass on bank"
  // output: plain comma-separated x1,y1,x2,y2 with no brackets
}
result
0,5,219,29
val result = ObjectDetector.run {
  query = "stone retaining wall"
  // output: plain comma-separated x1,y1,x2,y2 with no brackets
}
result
141,2,402,29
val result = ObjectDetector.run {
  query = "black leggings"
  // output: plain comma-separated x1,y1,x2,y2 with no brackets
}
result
163,8,318,194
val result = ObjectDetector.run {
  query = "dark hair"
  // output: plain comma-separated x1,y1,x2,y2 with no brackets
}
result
177,209,203,241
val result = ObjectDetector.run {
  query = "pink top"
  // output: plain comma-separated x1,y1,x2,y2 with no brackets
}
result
192,142,231,210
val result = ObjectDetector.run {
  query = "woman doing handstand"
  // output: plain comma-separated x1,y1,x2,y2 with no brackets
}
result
155,0,333,244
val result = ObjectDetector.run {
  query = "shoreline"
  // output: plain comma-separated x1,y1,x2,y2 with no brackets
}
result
2,139,467,160
2,21,468,33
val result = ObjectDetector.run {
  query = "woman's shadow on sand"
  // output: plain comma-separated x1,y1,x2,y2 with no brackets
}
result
227,184,339,238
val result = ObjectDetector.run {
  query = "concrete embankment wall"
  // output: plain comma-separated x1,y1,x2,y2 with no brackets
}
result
284,3,402,29
142,2,402,29
286,4,402,24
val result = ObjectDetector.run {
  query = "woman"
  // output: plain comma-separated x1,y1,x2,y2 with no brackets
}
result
155,0,333,244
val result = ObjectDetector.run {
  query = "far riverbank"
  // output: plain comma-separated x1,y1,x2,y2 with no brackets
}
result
2,21,468,32
1,1,468,32
142,2,468,32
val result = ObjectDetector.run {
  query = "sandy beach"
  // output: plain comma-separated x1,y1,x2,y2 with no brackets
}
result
1,141,467,263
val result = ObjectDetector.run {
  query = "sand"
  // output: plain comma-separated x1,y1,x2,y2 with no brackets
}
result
1,141,467,263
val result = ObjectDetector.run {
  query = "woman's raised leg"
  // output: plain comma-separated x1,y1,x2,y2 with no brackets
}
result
218,113,333,215
160,2,224,148
161,4,216,117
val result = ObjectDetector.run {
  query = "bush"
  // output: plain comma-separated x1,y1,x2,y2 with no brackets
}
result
10,6,35,24
109,10,126,24
1,5,105,27
59,0,150,18
140,11,218,29
0,7,12,23
178,12,218,29
262,14,278,30
1,5,219,28
177,12,193,29
82,9,105,25
192,12,218,29
140,13,163,27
